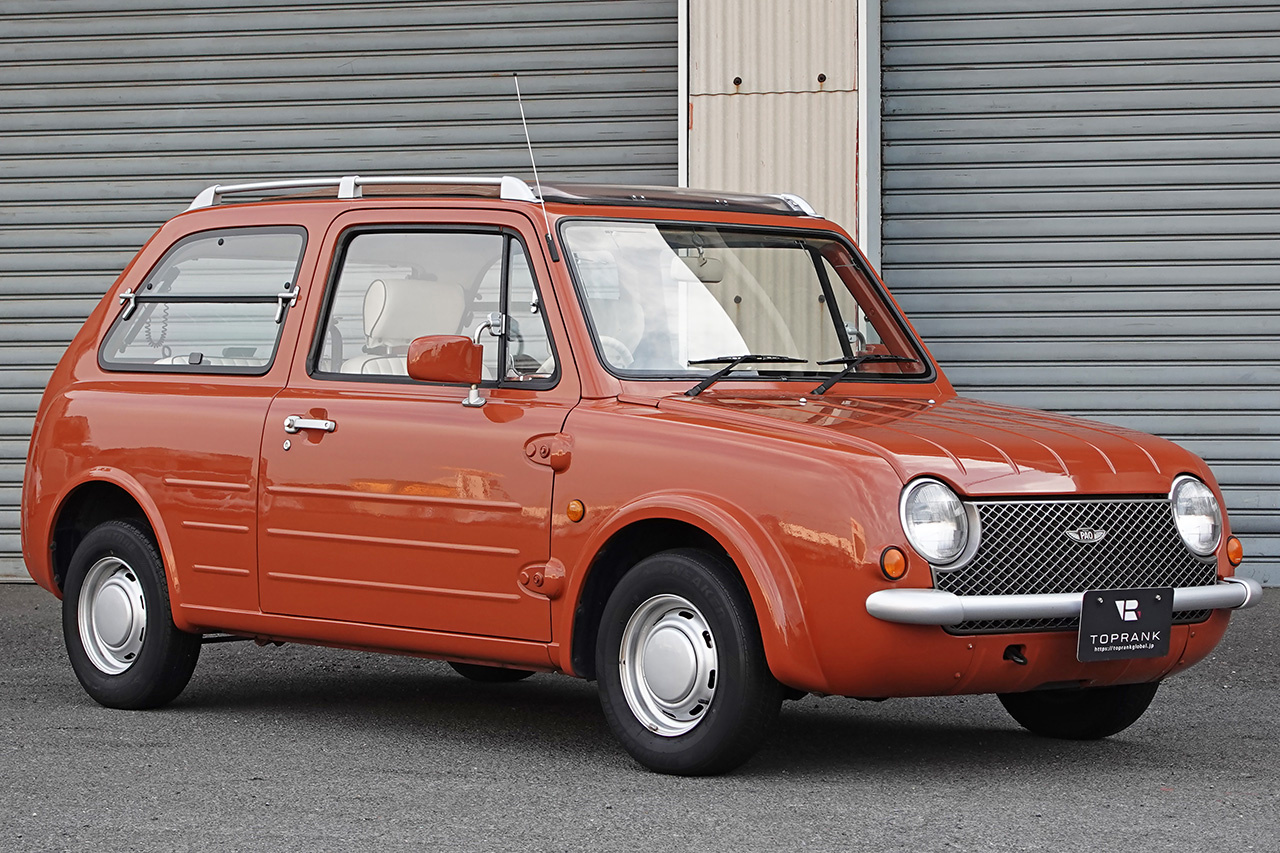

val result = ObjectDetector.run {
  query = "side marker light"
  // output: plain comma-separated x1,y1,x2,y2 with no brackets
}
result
880,546,908,581
1226,536,1243,567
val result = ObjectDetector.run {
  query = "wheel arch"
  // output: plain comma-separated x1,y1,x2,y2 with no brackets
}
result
45,472,194,630
562,493,824,689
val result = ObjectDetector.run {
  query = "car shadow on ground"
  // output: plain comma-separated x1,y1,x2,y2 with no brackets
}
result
157,642,1137,777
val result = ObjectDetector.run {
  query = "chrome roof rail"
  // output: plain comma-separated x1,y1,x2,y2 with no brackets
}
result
186,175,538,210
773,193,821,217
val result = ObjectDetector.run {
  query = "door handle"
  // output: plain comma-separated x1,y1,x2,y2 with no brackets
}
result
283,415,336,434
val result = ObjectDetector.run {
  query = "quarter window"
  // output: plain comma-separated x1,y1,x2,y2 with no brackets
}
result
100,228,306,373
314,230,557,385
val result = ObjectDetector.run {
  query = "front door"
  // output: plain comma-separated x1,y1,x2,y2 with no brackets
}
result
257,212,576,641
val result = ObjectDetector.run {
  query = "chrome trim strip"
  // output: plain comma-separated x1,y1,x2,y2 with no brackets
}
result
866,579,1262,626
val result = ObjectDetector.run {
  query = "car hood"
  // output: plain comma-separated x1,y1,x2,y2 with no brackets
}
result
654,392,1202,496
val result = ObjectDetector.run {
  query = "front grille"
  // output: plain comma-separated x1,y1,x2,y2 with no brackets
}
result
933,497,1217,634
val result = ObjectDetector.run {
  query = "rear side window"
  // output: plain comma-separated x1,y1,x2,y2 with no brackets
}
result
100,227,307,374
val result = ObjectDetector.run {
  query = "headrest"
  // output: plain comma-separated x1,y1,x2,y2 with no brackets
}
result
363,278,466,351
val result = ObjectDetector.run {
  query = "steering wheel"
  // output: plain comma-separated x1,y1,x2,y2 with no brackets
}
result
599,335,635,368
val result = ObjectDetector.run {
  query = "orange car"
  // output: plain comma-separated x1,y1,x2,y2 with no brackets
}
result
21,176,1262,775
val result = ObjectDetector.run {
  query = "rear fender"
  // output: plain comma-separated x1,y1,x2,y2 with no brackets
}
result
43,469,196,632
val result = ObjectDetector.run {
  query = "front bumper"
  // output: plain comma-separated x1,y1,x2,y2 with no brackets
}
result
866,576,1262,626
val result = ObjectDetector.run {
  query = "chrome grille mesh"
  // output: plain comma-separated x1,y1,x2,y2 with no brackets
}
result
933,497,1217,634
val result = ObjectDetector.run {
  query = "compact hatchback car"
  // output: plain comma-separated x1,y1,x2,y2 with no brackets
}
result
22,175,1261,775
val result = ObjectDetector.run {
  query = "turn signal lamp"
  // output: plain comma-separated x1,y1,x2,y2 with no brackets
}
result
1226,536,1244,567
566,499,586,523
880,546,908,581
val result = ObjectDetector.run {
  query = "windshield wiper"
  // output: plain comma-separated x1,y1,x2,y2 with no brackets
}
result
811,354,921,395
684,354,808,397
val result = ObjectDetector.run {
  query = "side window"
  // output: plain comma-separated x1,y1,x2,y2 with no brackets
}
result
823,255,883,354
100,228,306,373
314,230,556,385
504,240,557,381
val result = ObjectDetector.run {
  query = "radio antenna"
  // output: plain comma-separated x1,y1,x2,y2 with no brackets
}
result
513,73,559,261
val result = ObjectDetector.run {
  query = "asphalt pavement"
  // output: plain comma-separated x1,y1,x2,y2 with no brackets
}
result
1,582,1276,852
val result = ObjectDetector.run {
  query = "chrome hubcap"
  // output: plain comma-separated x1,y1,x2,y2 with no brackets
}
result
619,594,718,737
78,556,146,675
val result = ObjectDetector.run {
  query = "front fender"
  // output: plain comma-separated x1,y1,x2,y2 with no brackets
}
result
556,490,827,691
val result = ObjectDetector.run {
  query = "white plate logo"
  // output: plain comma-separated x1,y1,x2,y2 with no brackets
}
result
1065,527,1107,544
1115,599,1141,621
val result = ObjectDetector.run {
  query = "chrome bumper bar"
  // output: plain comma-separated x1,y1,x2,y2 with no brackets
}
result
866,577,1263,626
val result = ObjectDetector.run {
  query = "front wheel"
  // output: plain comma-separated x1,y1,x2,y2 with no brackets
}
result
596,549,782,775
62,520,201,709
998,682,1160,740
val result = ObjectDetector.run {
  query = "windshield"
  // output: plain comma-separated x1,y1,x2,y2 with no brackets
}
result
560,220,930,382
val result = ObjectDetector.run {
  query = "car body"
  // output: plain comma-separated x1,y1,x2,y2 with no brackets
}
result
22,176,1261,774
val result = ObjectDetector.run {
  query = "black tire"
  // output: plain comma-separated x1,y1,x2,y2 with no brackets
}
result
595,548,783,776
998,682,1160,740
62,520,201,710
448,662,535,683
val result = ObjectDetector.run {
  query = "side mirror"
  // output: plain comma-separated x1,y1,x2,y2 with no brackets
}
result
406,335,483,385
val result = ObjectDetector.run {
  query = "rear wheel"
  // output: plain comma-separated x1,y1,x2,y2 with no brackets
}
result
596,549,782,776
998,682,1160,740
448,662,535,683
62,520,201,709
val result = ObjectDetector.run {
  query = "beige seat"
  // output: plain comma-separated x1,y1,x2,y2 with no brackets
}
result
340,277,466,375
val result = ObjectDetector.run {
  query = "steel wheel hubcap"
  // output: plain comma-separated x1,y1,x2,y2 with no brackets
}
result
78,556,146,675
619,594,718,737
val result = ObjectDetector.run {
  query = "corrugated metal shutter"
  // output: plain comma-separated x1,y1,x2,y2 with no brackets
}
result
0,0,678,579
879,0,1279,585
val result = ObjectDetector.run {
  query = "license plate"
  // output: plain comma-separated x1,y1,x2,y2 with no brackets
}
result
1077,587,1174,662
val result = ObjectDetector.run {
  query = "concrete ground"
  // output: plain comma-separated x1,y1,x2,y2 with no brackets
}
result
1,582,1275,853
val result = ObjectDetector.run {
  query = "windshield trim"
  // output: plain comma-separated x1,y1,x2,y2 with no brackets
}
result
555,215,938,387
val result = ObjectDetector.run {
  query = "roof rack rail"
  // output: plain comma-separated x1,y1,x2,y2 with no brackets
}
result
186,175,537,210
773,193,820,217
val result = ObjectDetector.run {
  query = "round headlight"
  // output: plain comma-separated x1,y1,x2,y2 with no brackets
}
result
901,479,968,564
1171,476,1222,556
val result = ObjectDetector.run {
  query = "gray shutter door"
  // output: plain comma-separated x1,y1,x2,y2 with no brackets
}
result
880,0,1279,585
0,0,678,579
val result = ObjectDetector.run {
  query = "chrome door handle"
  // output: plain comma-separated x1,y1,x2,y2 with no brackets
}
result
283,415,336,434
